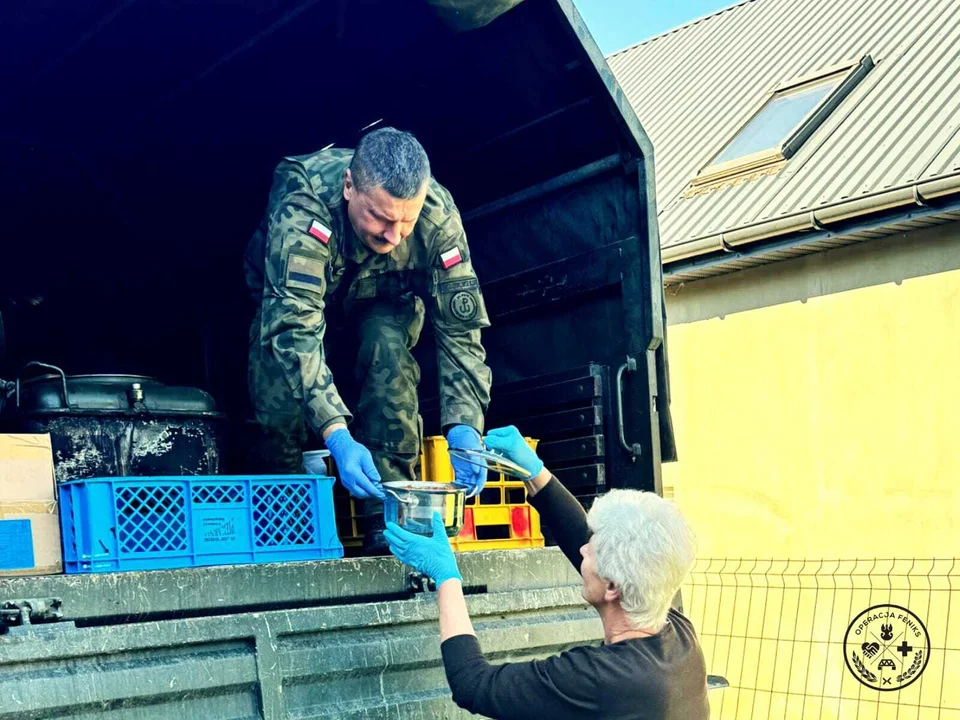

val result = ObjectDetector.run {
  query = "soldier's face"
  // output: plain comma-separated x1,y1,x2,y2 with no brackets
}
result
343,170,427,254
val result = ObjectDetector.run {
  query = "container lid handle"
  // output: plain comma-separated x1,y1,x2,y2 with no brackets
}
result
16,362,74,410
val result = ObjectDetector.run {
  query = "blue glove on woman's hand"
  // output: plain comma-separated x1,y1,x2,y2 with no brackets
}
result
483,426,544,479
384,512,462,587
446,424,487,497
325,428,385,500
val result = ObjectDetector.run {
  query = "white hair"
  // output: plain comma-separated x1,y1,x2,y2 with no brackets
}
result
587,489,697,630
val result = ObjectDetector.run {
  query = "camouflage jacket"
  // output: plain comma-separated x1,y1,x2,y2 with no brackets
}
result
245,148,492,435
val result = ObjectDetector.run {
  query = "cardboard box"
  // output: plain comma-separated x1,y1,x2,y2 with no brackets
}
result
0,434,62,576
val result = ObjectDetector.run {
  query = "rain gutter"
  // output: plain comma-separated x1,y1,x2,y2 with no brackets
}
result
660,171,960,269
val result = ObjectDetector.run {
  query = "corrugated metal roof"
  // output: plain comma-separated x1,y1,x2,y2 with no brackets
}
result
608,0,960,259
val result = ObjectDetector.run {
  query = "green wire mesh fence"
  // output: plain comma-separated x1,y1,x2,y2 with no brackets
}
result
683,558,959,719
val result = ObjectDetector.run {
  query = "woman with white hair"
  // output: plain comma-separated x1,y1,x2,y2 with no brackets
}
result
384,426,709,719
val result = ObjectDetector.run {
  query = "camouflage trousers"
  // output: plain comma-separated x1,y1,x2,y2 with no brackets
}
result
247,293,425,524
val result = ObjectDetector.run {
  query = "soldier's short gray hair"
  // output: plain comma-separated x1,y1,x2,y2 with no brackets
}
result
587,489,697,630
350,127,431,200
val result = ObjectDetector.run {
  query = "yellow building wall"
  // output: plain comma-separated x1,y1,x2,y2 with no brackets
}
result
664,268,960,559
663,268,960,718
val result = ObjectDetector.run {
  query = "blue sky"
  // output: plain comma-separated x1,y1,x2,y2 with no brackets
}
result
573,0,736,55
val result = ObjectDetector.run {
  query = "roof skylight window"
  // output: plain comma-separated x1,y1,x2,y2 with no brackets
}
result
690,55,873,190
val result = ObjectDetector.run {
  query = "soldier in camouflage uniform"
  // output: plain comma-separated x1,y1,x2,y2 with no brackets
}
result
245,128,492,552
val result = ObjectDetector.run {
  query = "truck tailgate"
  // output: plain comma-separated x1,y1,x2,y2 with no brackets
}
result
0,551,597,719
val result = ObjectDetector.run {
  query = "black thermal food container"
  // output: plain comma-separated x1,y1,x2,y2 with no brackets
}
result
9,363,225,483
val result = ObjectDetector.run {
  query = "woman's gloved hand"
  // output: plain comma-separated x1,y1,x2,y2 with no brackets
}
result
384,512,462,587
324,428,385,500
446,424,487,497
483,426,544,479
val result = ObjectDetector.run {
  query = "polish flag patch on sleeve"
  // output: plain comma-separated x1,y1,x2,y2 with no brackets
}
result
307,219,331,245
440,247,463,269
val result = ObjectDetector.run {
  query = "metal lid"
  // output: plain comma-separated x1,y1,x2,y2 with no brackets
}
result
447,446,532,479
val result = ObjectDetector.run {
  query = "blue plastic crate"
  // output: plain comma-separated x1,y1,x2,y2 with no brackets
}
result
59,475,343,573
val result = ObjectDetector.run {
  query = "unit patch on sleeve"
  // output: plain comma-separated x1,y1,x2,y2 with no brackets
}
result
449,291,479,322
285,253,326,294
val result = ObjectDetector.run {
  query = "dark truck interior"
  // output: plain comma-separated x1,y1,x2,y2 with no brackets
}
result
0,0,669,512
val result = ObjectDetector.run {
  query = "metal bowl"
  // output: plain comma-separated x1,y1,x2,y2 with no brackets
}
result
382,481,466,537
301,449,331,475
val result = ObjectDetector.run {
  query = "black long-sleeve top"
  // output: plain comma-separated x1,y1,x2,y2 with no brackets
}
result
440,476,709,719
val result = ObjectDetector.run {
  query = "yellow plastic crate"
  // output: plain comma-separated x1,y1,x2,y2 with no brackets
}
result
451,536,545,552
450,485,544,551
421,435,545,552
420,436,454,483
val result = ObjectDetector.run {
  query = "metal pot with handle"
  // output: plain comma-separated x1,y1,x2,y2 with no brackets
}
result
382,481,467,537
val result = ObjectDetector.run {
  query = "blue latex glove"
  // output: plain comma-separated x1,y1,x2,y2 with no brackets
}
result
325,428,385,500
384,512,462,587
483,426,544,479
446,424,487,497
